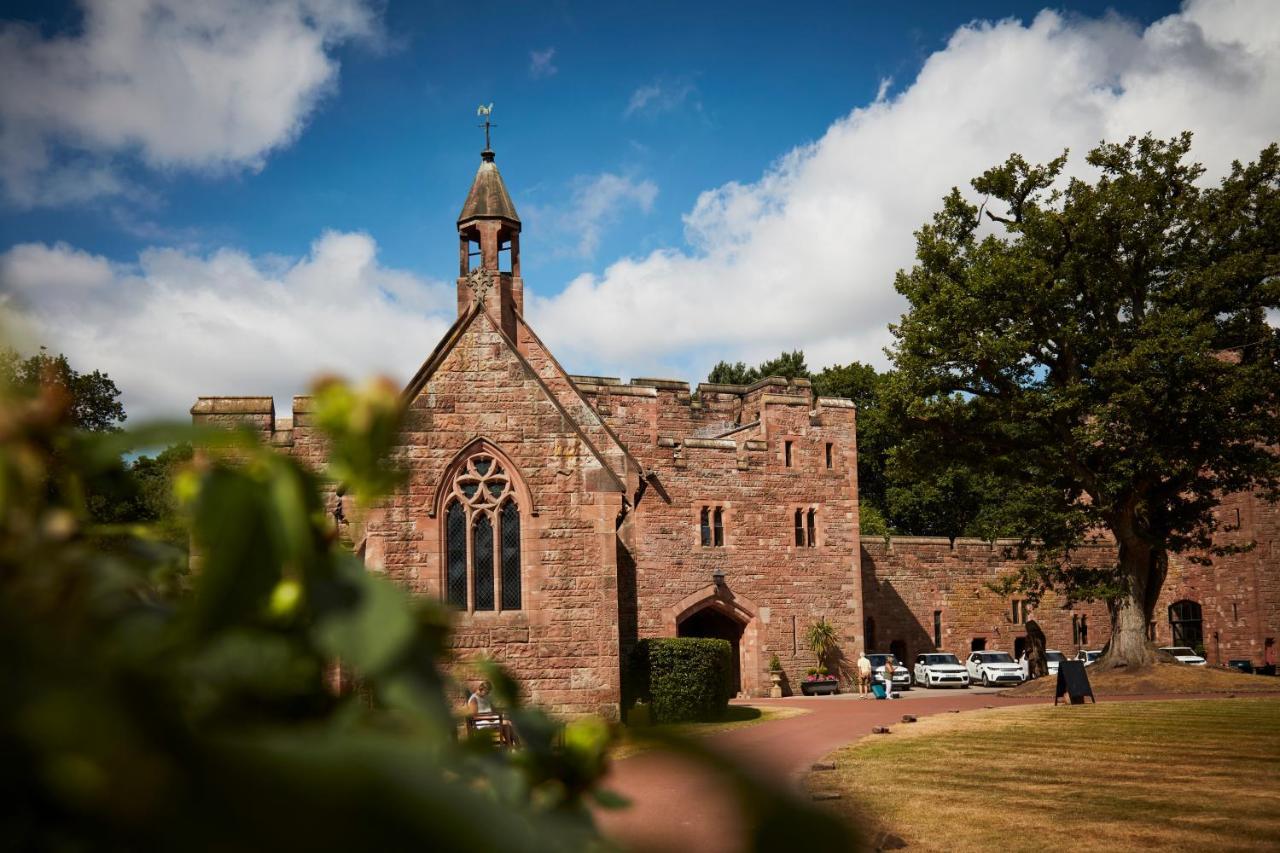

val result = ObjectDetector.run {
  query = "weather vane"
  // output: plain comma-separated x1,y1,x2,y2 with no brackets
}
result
477,103,495,150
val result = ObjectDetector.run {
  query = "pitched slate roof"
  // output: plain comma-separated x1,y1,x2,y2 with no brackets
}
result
458,151,520,224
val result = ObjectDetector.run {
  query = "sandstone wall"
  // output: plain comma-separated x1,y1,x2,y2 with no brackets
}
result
862,516,1279,668
578,376,864,697
196,311,625,720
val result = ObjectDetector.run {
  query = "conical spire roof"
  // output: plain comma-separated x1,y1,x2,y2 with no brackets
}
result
458,150,520,225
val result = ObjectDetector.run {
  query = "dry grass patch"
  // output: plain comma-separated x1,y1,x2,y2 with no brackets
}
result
1007,662,1280,697
613,704,809,760
807,698,1280,852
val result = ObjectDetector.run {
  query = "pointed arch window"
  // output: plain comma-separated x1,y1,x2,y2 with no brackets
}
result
443,453,522,612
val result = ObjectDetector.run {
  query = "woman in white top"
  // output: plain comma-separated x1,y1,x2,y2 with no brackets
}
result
467,680,494,715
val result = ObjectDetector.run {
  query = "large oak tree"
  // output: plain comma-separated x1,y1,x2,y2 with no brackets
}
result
890,134,1280,667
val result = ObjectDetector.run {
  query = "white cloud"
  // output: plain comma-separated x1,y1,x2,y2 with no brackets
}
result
527,172,658,258
623,78,698,118
529,47,557,79
0,0,380,207
0,232,454,420
532,1,1280,379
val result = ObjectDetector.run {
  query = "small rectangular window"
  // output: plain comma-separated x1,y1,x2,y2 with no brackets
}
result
825,443,833,469
1080,616,1089,645
933,611,942,648
806,508,817,547
784,440,793,467
713,507,724,547
1011,600,1024,625
1233,602,1239,622
700,506,711,547
793,509,804,546
1072,614,1080,645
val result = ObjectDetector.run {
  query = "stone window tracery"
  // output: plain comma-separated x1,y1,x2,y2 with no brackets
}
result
443,453,522,612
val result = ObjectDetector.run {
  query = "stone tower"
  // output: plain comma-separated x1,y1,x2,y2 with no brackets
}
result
456,145,522,342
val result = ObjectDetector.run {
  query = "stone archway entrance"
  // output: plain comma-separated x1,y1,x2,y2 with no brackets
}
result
678,606,746,694
662,584,760,697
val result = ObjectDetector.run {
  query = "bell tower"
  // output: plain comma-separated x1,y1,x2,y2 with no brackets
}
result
457,106,521,342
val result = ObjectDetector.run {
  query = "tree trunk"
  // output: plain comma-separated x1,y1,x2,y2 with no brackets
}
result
1098,531,1167,669
1025,620,1048,679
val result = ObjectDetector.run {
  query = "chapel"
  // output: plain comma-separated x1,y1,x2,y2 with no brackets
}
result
192,142,1280,719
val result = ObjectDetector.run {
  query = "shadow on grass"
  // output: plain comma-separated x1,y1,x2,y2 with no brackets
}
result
721,705,763,723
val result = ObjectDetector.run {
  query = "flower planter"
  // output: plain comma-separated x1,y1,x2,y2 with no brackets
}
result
800,678,839,696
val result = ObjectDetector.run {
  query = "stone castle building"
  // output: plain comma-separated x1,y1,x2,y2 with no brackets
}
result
193,145,1280,719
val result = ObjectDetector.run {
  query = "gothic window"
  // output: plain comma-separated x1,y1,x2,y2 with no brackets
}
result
784,440,793,467
794,509,805,546
1168,600,1203,648
806,508,817,547
443,453,522,612
825,442,834,469
701,507,712,547
713,507,724,547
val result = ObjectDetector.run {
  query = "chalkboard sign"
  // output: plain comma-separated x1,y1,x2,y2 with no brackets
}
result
1055,660,1096,705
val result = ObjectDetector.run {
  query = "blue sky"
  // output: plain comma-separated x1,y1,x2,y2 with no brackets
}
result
2,0,1277,418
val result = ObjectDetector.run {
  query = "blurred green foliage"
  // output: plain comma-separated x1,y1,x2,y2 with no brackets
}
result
1,365,857,850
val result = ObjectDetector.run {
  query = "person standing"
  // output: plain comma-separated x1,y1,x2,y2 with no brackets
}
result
883,656,896,699
857,652,872,696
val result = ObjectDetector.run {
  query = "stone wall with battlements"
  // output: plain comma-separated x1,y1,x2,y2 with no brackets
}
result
862,518,1279,669
571,374,864,698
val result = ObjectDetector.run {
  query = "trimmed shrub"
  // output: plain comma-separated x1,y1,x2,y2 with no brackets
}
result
629,637,733,724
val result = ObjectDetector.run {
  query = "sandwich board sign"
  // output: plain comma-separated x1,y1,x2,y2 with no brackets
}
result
1054,660,1096,705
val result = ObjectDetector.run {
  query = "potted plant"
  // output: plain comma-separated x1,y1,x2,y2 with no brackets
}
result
768,653,784,698
801,618,840,695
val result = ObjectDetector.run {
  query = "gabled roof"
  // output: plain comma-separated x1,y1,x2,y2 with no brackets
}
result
458,151,520,224
399,303,629,496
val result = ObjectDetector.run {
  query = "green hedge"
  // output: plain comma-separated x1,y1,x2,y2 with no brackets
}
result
629,637,733,724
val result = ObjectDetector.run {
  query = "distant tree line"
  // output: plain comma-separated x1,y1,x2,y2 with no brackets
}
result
707,350,1016,540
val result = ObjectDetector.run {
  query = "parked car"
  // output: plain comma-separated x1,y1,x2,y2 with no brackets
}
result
914,653,970,688
867,653,913,691
1075,649,1103,666
1045,649,1067,676
965,651,1025,687
1159,646,1207,666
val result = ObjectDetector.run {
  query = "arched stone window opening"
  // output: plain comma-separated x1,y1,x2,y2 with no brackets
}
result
443,453,522,612
1168,600,1203,649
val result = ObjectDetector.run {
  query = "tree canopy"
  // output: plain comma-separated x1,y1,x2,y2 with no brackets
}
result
1,346,126,432
890,134,1280,666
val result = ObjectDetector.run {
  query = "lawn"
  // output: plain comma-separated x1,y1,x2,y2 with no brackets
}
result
1007,662,1280,697
807,698,1280,852
613,703,809,759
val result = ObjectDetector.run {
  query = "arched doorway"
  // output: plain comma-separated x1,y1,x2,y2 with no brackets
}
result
679,606,746,694
889,639,907,664
1169,600,1203,648
971,637,987,652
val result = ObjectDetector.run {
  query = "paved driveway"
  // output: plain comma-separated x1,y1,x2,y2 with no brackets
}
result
597,690,1040,852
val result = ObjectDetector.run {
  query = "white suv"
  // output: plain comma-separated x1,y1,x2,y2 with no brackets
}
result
867,653,913,691
966,651,1025,687
914,653,970,688
1159,646,1207,666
